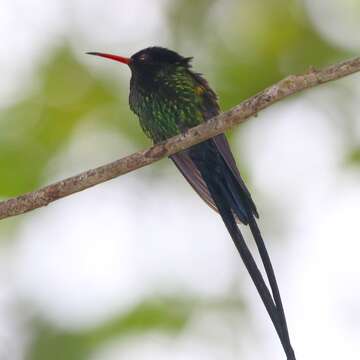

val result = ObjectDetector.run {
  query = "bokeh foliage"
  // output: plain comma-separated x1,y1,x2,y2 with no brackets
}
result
29,297,245,360
29,298,192,360
0,48,147,197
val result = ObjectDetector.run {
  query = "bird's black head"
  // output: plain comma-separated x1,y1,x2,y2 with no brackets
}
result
130,47,191,70
87,46,192,77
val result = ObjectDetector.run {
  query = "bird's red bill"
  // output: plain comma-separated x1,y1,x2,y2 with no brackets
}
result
86,52,131,65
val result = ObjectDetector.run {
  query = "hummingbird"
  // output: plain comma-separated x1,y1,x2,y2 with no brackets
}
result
87,47,296,359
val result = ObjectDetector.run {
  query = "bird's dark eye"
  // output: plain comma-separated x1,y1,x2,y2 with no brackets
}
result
139,54,148,62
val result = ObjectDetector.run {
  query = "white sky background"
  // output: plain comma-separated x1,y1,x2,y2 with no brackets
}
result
0,0,360,359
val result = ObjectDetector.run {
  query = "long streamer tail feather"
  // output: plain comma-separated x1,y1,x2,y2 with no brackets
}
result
184,139,295,359
248,217,292,351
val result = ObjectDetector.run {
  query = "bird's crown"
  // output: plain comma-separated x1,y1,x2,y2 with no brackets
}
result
131,47,192,68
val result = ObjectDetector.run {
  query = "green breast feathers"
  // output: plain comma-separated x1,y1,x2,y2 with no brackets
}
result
129,66,218,143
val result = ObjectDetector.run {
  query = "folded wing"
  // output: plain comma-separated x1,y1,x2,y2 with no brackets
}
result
170,134,258,223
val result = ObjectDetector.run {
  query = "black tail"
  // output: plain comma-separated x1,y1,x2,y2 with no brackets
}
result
248,216,293,355
188,140,295,360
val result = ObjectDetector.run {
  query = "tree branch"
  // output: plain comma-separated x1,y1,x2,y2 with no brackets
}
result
1,57,359,221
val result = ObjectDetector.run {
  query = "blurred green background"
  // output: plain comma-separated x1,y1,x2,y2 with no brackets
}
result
0,0,359,359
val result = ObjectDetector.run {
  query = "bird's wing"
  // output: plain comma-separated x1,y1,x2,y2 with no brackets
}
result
171,134,258,222
213,135,258,218
171,150,218,214
173,71,257,219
